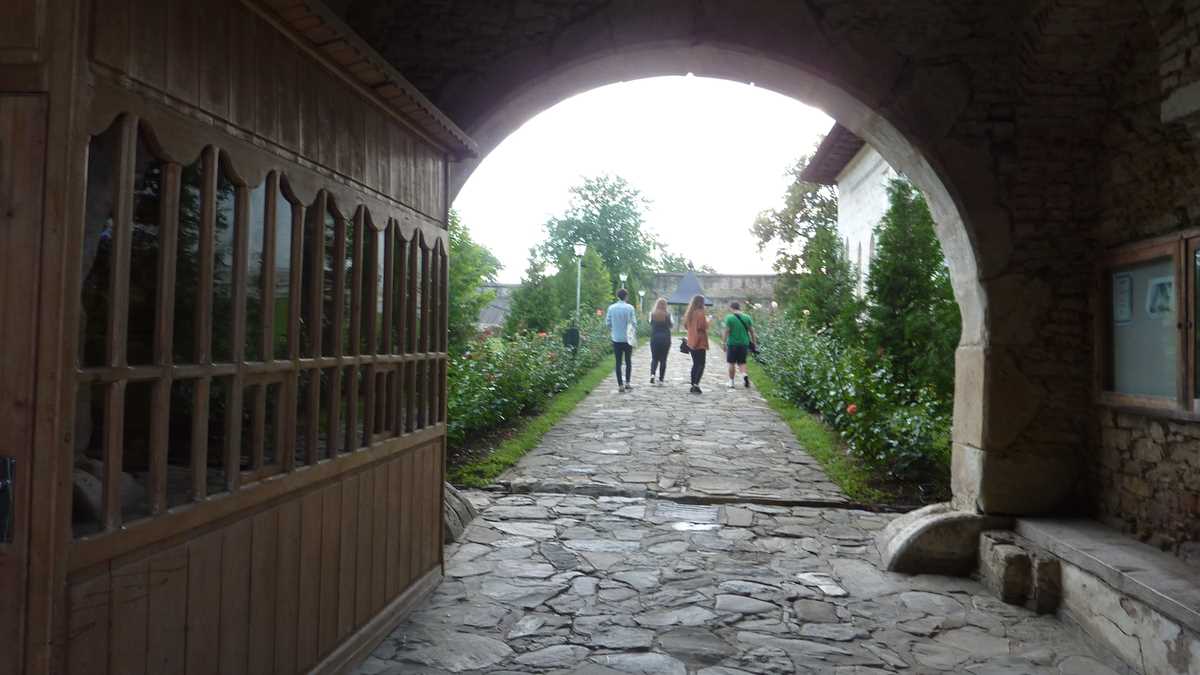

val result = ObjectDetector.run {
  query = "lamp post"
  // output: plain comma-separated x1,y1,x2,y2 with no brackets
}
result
573,242,587,327
637,289,645,311
619,272,628,292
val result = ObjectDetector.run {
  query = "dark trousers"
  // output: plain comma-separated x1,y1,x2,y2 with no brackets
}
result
612,341,633,385
690,349,707,385
650,337,670,380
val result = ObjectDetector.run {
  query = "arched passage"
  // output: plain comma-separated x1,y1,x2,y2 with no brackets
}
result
437,41,1049,527
342,0,1176,563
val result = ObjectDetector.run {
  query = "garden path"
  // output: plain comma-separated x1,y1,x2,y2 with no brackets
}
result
354,343,1130,675
493,343,847,505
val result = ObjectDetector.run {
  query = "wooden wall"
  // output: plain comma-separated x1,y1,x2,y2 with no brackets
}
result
89,0,447,221
51,0,456,672
66,440,443,675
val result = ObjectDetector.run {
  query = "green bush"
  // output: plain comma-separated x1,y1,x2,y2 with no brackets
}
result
755,316,950,484
447,316,610,447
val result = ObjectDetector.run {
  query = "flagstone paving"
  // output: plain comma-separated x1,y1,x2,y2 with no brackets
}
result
494,343,846,504
354,342,1131,674
356,491,1129,674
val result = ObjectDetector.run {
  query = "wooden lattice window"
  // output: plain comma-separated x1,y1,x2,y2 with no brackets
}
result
72,115,448,539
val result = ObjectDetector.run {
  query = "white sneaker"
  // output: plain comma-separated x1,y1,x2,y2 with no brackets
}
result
727,380,736,389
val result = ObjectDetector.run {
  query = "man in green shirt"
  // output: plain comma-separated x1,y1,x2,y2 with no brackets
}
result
722,301,757,389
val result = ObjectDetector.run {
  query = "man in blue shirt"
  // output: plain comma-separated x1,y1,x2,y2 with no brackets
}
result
605,289,637,392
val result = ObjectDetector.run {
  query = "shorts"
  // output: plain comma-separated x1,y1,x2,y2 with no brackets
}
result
726,344,749,364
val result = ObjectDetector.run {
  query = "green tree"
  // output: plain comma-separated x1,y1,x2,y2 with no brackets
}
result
535,174,709,300
553,248,612,322
447,211,502,352
865,179,960,403
789,223,861,341
505,254,563,333
538,175,656,292
752,154,839,280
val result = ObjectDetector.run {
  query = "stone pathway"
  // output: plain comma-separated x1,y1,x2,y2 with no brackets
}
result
355,342,1131,674
494,343,846,504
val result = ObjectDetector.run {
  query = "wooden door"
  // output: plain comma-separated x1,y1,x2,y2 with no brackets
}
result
0,94,48,675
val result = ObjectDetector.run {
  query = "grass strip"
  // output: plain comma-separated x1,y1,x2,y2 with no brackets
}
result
746,358,888,504
448,356,614,487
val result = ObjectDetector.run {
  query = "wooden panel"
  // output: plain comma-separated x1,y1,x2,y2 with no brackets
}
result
229,3,258,131
197,0,230,120
67,572,111,675
248,509,278,674
274,500,301,675
0,0,42,61
219,520,252,675
0,94,45,675
403,450,417,589
130,0,167,90
146,547,188,675
185,531,223,675
110,559,149,675
165,0,199,103
92,0,130,72
318,483,341,656
296,490,322,670
355,469,374,626
371,462,387,614
385,456,402,597
338,475,359,639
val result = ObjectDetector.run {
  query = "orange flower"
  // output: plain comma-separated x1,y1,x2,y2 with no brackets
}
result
846,403,858,415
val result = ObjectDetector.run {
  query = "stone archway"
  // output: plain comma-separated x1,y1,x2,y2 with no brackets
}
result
342,0,1164,563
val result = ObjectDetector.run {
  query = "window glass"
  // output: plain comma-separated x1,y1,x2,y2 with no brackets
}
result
128,130,164,365
212,160,237,363
80,122,121,368
1110,256,1177,397
174,157,203,363
245,181,268,362
272,186,294,360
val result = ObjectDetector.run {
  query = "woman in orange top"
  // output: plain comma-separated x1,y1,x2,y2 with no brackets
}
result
683,294,710,394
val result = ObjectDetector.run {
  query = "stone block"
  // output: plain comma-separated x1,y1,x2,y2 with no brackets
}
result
444,482,480,543
878,502,1011,576
1028,556,1061,615
978,531,1031,605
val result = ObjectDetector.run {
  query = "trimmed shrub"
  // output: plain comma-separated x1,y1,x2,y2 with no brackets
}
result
447,316,610,447
755,316,951,484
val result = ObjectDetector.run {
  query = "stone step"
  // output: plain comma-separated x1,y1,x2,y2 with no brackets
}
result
977,530,1061,615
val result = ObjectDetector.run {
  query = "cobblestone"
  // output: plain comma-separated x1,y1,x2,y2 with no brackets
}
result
357,343,1130,674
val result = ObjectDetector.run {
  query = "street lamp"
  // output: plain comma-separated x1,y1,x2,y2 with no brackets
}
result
637,289,645,310
573,242,587,327
619,272,628,286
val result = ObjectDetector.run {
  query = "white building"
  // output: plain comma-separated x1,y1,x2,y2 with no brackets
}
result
800,123,897,296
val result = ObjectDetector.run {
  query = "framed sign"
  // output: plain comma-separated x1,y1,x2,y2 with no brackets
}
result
1146,275,1174,318
1113,273,1132,324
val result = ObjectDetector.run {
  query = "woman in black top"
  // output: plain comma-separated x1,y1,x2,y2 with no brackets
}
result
649,297,673,384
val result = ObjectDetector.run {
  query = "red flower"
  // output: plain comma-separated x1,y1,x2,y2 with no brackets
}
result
846,403,858,415
537,331,548,337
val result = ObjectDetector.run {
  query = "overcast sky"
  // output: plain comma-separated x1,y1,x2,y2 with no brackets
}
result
453,76,834,284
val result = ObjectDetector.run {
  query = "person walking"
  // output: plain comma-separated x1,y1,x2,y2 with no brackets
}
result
683,294,710,394
723,301,757,389
605,288,637,392
648,297,672,385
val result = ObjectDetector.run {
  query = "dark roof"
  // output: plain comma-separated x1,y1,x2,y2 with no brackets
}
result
667,271,714,305
799,123,866,185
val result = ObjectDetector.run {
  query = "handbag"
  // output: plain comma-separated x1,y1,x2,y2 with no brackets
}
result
679,337,691,354
626,318,638,348
733,313,758,354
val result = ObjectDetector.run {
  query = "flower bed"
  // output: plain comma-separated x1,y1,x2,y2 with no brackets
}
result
755,317,951,488
447,316,611,448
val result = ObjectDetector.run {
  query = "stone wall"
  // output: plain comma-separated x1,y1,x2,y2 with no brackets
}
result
1095,412,1200,565
647,274,776,308
1089,1,1200,565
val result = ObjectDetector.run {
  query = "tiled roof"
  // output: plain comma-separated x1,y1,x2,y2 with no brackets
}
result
800,123,865,185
